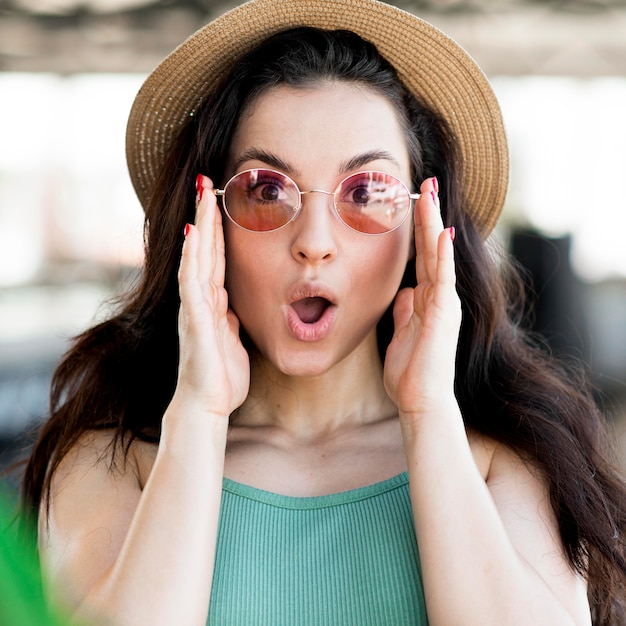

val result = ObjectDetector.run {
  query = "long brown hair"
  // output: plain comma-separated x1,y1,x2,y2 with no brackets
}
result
22,27,626,623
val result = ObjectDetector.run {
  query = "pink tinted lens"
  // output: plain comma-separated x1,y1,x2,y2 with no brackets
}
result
224,169,298,232
335,171,411,234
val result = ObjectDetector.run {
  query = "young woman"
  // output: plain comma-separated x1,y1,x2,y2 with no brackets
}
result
21,0,626,624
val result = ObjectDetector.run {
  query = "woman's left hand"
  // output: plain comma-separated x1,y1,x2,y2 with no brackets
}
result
383,177,462,421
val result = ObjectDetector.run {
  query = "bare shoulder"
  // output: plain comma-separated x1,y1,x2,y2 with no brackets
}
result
469,430,591,624
40,430,157,608
466,427,498,479
47,429,157,496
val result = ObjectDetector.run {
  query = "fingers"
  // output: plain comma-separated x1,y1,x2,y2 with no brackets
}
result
431,226,459,320
414,177,453,287
436,226,456,289
179,219,203,319
194,174,224,289
212,199,227,289
179,174,226,321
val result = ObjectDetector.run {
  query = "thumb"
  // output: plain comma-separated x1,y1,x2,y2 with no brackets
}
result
226,308,242,335
392,288,415,333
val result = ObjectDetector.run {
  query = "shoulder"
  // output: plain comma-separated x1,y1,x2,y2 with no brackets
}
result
42,430,156,543
41,429,157,554
467,427,547,489
49,429,157,493
467,428,557,549
468,428,591,624
466,427,497,479
40,430,157,607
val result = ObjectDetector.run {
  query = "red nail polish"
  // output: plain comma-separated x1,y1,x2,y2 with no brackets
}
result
433,176,439,194
431,190,437,204
449,227,456,242
196,174,204,203
184,223,191,237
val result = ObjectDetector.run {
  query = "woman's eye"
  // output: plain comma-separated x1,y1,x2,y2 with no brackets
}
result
249,180,284,203
351,186,371,204
259,183,281,201
346,181,391,205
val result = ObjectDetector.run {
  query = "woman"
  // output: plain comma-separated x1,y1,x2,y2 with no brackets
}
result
22,0,626,624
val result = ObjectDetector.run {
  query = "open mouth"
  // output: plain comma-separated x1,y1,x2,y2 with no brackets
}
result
291,296,332,324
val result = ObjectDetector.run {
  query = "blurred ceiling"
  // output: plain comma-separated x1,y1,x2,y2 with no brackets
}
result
1,0,626,75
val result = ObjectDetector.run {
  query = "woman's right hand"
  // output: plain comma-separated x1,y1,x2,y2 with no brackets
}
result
175,173,250,418
40,174,245,626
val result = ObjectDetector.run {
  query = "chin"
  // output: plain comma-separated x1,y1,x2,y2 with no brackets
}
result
249,321,381,380
271,350,338,379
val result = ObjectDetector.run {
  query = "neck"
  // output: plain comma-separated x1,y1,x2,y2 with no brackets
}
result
233,333,397,443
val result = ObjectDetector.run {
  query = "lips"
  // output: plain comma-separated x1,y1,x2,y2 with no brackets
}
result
285,284,337,342
291,296,332,324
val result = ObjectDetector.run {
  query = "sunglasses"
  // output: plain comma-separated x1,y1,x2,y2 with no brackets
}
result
214,169,419,235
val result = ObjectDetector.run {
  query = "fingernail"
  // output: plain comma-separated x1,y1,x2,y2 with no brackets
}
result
432,176,439,194
184,223,191,237
430,190,437,204
196,174,204,203
449,226,456,242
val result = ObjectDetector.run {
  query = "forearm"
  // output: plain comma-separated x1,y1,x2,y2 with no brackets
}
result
71,397,228,626
402,403,578,626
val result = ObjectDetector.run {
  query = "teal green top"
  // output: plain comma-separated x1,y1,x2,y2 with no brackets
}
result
208,472,428,625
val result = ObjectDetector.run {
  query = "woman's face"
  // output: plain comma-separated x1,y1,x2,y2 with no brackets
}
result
223,81,413,377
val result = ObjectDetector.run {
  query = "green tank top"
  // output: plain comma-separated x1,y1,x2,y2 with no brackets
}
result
208,472,428,625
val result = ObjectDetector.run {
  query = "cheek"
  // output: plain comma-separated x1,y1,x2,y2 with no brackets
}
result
354,229,412,299
223,229,254,309
224,230,277,313
381,225,413,275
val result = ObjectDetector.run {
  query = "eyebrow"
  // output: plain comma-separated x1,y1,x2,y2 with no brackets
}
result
338,150,402,174
231,148,402,177
231,149,294,175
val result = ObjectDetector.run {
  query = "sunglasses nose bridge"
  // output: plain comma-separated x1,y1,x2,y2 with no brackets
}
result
299,188,336,209
296,188,346,234
300,189,334,198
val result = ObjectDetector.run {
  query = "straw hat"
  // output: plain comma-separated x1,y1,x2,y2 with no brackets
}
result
126,0,509,235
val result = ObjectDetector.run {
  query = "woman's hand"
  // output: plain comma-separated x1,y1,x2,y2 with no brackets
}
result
383,177,461,421
175,174,250,418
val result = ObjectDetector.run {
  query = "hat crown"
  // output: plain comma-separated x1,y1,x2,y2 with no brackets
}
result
126,0,508,236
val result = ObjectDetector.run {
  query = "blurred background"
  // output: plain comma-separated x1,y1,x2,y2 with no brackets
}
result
0,0,625,499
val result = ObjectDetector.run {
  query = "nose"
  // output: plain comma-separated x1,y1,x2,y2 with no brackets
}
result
290,190,338,264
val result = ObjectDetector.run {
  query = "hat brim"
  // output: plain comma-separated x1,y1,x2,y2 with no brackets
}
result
125,0,509,236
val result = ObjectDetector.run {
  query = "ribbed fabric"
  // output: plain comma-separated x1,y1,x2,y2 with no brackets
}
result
208,472,428,625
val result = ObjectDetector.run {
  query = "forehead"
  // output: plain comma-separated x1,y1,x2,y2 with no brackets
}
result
227,81,411,180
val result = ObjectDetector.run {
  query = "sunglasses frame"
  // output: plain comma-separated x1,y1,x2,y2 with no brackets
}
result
213,168,420,235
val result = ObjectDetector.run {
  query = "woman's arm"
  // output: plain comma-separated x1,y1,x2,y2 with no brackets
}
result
384,177,591,626
41,415,227,626
39,175,249,626
400,410,590,626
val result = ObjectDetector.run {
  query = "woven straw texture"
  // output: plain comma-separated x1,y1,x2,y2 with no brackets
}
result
125,0,509,235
